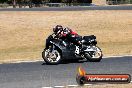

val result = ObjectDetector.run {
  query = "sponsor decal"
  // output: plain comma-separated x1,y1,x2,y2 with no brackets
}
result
76,66,131,85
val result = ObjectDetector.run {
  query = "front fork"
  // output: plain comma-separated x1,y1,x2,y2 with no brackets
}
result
48,45,55,53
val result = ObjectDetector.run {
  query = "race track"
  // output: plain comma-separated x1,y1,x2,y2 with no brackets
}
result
0,6,132,11
0,56,132,88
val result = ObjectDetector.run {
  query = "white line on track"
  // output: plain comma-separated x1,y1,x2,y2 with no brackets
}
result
15,60,43,63
54,86,65,88
42,81,132,88
41,84,92,88
67,85,79,87
84,84,93,86
0,59,43,64
104,55,132,58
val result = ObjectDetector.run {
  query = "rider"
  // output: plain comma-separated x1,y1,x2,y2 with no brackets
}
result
53,25,82,54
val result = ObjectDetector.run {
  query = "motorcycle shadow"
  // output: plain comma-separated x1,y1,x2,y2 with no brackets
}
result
62,59,88,64
42,59,89,65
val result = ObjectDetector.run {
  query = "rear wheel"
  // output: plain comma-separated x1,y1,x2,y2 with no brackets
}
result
42,46,62,65
84,46,102,62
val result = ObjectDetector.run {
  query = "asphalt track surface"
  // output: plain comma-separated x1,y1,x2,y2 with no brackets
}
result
0,56,132,88
0,6,132,11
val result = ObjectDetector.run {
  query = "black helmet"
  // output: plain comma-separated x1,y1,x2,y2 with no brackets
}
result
53,25,63,34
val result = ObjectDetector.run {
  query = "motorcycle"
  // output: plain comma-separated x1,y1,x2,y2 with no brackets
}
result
42,33,103,65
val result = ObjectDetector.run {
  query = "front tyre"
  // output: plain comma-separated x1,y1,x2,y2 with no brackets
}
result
42,47,62,65
84,46,103,62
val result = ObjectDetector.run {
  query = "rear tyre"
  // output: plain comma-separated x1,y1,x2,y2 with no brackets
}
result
42,47,62,65
84,46,103,62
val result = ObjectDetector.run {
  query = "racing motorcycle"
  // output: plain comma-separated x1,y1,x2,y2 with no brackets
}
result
42,33,103,65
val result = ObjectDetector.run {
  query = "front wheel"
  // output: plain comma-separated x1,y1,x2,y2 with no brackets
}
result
42,47,62,65
84,46,103,62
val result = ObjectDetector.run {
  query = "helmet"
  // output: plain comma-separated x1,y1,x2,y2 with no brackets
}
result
53,25,63,34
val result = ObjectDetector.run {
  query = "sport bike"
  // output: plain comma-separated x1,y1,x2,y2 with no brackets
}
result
42,33,103,65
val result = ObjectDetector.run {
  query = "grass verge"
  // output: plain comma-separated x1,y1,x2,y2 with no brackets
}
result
0,10,132,63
